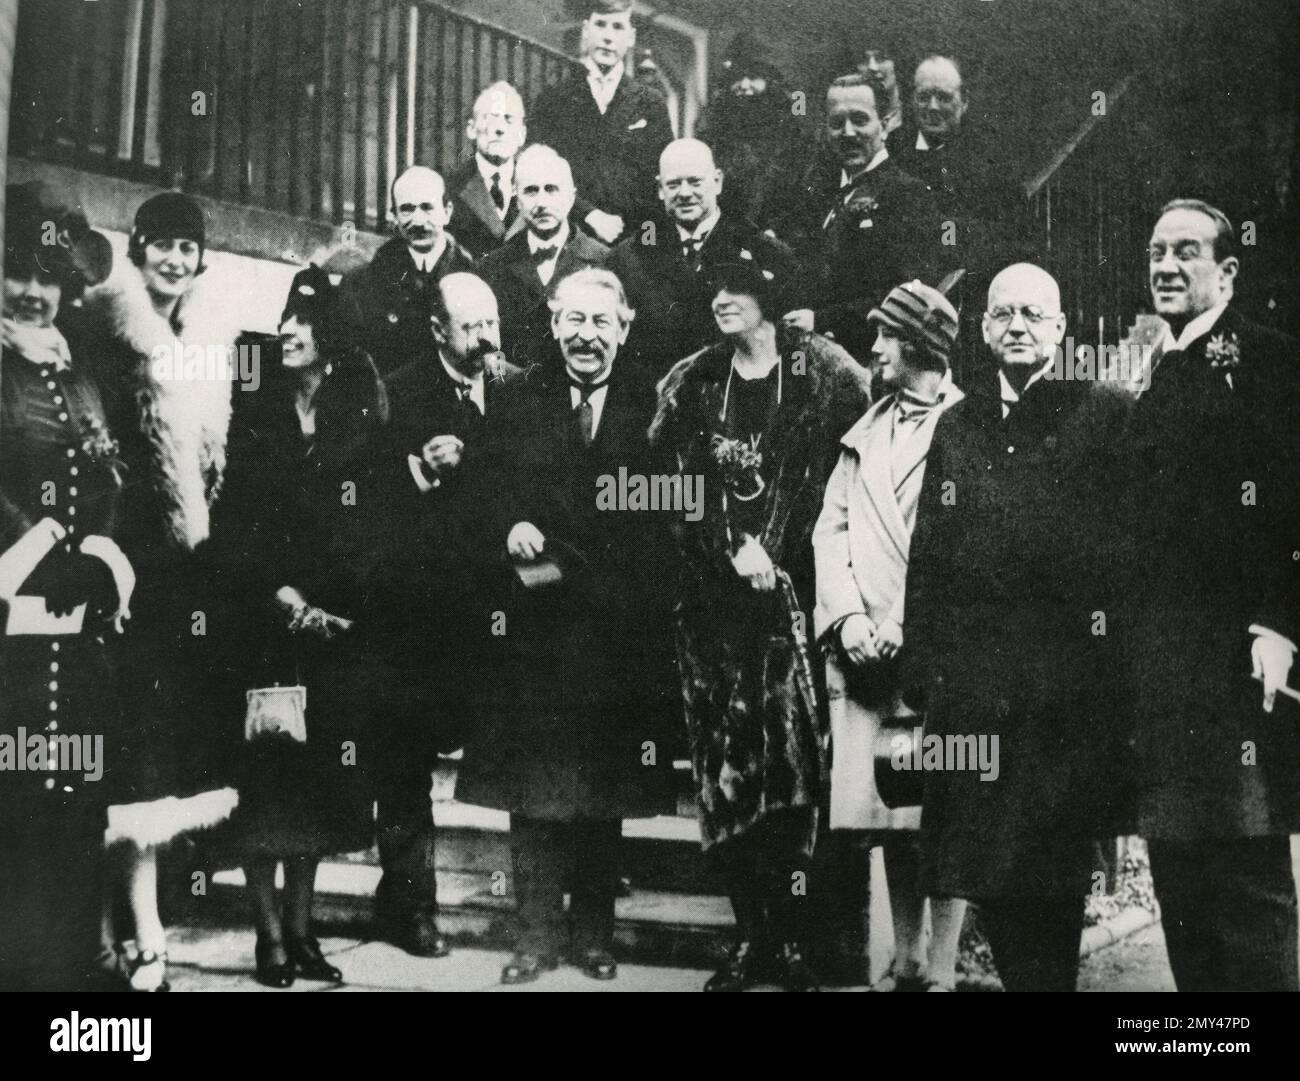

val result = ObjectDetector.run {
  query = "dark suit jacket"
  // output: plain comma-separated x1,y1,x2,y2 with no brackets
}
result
788,156,948,365
454,358,677,820
528,71,674,235
906,370,1133,900
338,235,476,378
478,228,610,374
1119,304,1300,840
608,211,809,377
447,157,525,261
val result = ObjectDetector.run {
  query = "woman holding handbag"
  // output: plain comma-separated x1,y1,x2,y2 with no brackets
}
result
211,266,387,988
812,280,968,992
650,261,872,991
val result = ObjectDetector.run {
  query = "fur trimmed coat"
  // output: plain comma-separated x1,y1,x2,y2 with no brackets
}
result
82,265,239,831
649,331,872,851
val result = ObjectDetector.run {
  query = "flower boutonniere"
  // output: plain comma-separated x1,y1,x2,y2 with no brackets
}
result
1205,332,1241,370
80,413,127,487
845,192,880,230
710,433,766,501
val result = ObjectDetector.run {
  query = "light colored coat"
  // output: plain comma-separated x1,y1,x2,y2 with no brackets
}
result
813,379,964,641
812,379,963,831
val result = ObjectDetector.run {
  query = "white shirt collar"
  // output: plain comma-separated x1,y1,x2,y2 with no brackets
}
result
476,153,514,191
916,130,931,151
676,209,721,243
409,236,447,273
585,59,625,113
528,222,569,256
570,372,612,438
1161,299,1230,354
439,351,485,414
840,146,889,188
998,358,1054,418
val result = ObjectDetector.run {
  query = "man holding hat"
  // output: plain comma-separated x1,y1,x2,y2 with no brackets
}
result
812,280,968,991
902,263,1132,991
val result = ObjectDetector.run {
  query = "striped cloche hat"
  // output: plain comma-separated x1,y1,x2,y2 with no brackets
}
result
867,279,959,365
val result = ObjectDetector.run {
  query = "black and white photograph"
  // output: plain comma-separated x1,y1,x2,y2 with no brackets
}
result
1,0,1299,1035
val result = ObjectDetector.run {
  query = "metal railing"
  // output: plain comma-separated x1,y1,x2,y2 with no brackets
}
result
12,0,579,232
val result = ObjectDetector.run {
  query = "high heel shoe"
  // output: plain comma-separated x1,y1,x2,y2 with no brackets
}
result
284,934,344,984
254,937,296,989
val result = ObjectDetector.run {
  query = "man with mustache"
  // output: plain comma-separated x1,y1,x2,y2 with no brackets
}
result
456,267,676,984
527,0,673,246
609,137,802,376
905,263,1131,990
1119,199,1300,991
339,165,475,377
784,75,944,367
478,144,609,374
364,272,525,961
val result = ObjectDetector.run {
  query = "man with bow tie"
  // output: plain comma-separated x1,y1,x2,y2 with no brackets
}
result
339,166,476,377
527,0,673,246
455,266,677,984
364,272,526,961
812,280,970,992
608,137,804,376
1118,199,1300,991
905,263,1132,991
783,75,945,367
479,144,610,375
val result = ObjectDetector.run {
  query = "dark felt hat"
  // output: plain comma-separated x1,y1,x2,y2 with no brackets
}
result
128,191,206,263
4,181,113,290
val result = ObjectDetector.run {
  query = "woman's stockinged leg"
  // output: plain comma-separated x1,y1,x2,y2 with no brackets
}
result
881,834,926,981
282,857,319,941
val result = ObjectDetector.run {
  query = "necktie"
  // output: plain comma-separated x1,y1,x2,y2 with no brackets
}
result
489,172,505,213
455,382,481,417
571,380,602,446
681,234,704,269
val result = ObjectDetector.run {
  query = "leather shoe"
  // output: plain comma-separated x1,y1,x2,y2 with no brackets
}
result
501,951,559,985
776,941,819,992
704,940,764,992
576,947,618,981
254,937,295,989
285,934,344,984
384,915,451,958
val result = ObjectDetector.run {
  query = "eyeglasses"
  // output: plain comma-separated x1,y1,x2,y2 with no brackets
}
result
987,305,1055,326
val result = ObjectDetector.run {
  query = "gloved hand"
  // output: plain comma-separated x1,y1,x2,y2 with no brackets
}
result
43,551,118,617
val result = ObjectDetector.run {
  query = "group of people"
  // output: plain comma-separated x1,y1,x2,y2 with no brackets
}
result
2,0,1298,995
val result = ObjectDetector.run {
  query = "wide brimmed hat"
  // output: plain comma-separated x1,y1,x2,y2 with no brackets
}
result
4,181,113,289
868,279,959,364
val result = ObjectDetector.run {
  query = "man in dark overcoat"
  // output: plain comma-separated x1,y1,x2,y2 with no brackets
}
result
455,266,677,985
1119,199,1300,991
526,0,674,245
906,263,1132,991
338,166,476,377
445,82,529,261
478,145,609,374
363,272,527,960
782,75,946,366
608,138,805,377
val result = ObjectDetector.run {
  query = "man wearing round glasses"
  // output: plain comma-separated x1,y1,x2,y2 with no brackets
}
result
906,262,1132,990
1119,198,1300,991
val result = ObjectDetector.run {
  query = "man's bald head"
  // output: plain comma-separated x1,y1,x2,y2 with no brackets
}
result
983,263,1066,369
434,272,501,377
658,138,724,227
391,166,451,251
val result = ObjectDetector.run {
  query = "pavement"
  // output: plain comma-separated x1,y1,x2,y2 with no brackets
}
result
155,917,1171,992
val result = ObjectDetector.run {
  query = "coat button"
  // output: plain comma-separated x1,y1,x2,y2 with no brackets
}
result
49,681,58,692
53,395,64,405
50,641,60,653
69,487,78,497
387,312,399,323
66,448,75,458
44,778,56,790
46,380,57,390
58,412,68,422
69,466,78,476
50,662,59,673
47,720,58,732
49,700,58,712
1006,445,1015,454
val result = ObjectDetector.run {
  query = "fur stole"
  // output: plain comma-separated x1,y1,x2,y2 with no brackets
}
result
84,265,237,551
